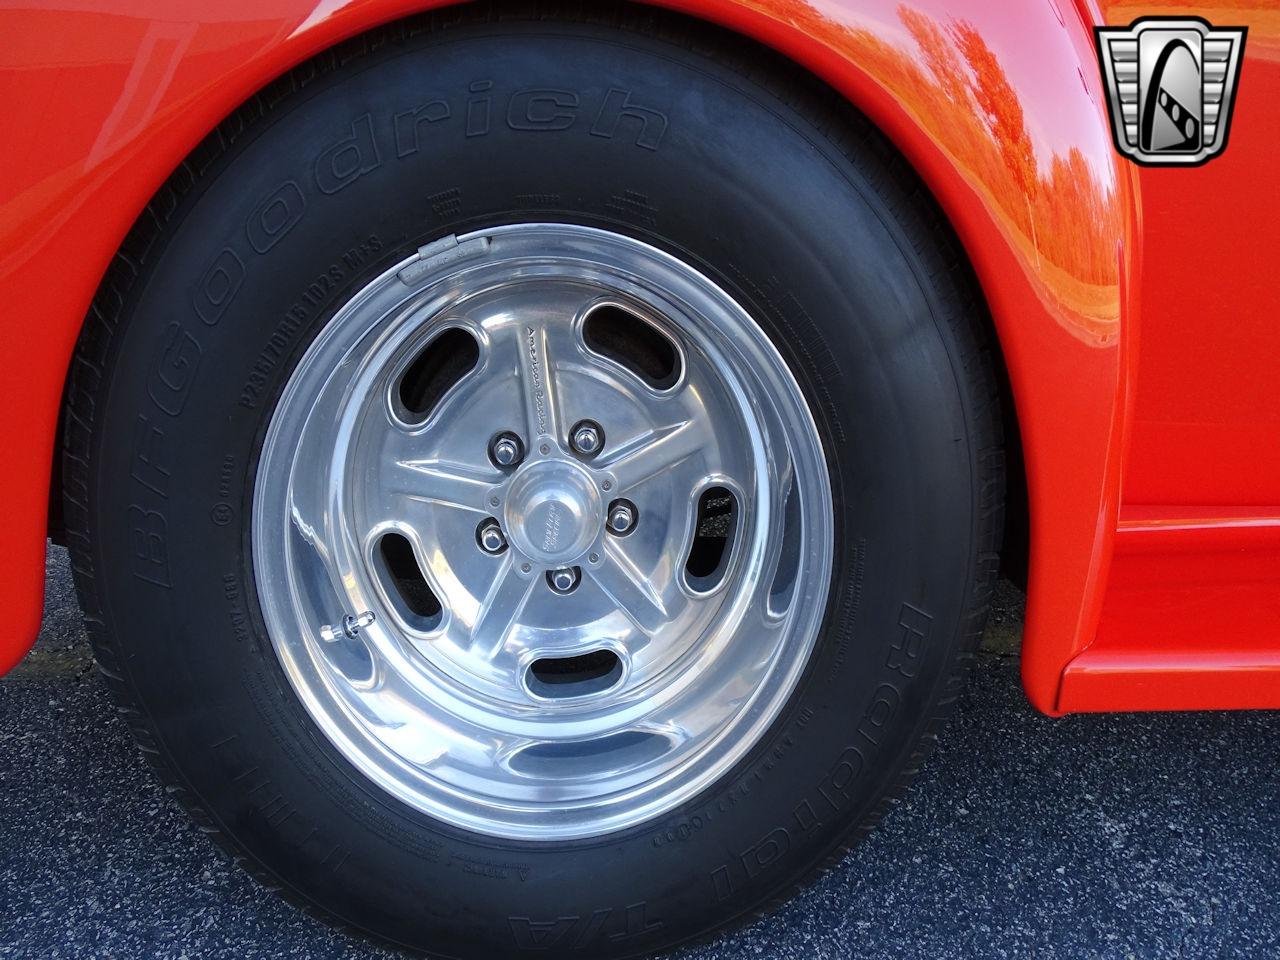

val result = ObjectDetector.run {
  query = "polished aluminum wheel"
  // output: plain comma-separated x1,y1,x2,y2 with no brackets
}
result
252,224,833,839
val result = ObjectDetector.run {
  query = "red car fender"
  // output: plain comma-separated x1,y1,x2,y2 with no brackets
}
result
0,0,1135,715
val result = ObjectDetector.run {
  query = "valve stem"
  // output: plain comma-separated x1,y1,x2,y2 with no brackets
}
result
321,610,375,643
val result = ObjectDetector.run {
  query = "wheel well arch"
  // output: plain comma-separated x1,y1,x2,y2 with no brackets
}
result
47,0,1028,569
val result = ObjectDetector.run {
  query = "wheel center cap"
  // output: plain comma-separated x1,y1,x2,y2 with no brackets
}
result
504,459,602,564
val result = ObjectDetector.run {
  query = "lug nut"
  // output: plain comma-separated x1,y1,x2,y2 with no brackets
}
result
569,420,604,457
492,437,519,466
489,432,524,469
548,566,580,594
477,519,507,554
607,500,637,535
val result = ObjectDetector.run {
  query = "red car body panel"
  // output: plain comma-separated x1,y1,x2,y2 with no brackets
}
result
0,0,1275,714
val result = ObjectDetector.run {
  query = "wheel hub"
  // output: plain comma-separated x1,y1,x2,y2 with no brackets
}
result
503,458,602,564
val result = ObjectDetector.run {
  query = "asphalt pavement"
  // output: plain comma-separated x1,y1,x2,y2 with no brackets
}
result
2,546,1278,958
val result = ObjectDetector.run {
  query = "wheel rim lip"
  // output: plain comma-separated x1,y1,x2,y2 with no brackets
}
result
252,224,834,840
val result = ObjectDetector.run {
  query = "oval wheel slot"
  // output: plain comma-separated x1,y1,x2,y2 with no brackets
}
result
527,650,623,699
582,303,682,390
375,532,443,631
397,327,479,424
685,486,737,590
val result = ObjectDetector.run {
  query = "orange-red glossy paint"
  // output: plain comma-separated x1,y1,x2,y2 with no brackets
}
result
1061,507,1280,711
1054,1,1280,713
0,0,1271,716
1102,8,1280,509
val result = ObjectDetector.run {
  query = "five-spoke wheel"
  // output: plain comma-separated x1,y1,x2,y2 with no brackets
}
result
253,224,833,839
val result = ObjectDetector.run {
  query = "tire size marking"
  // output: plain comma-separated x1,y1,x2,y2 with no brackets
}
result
236,236,383,411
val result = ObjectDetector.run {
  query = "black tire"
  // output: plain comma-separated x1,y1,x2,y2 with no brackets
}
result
63,5,1003,957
